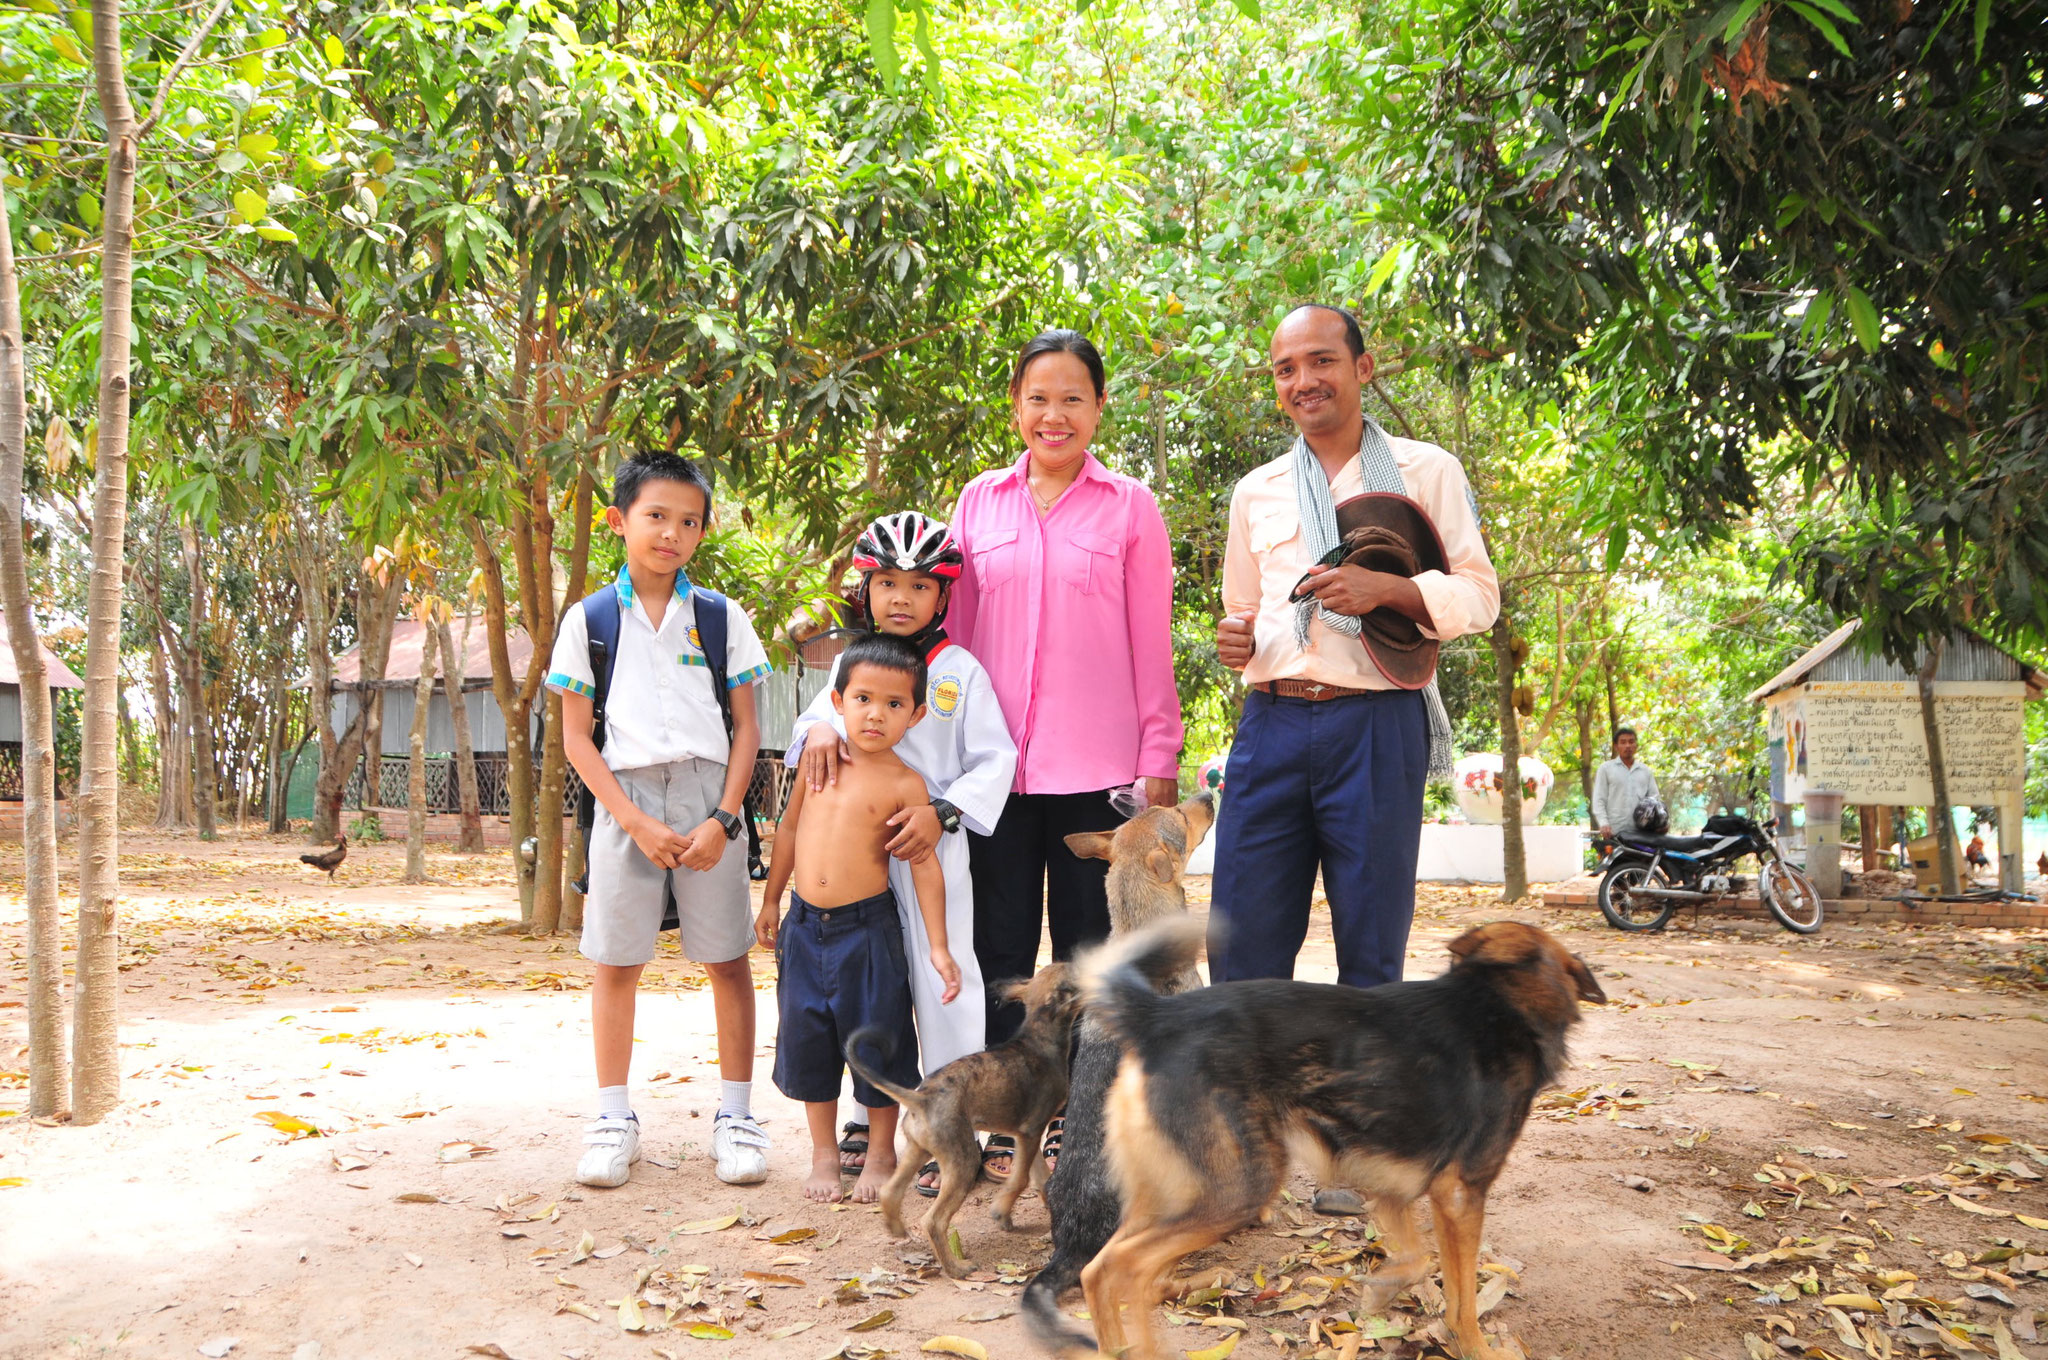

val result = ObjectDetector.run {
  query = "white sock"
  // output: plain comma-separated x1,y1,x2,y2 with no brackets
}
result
718,1080,751,1119
597,1085,632,1120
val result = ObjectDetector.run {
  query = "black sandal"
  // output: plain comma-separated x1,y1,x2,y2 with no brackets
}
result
838,1121,869,1172
1043,1116,1065,1174
914,1160,942,1198
981,1135,1017,1183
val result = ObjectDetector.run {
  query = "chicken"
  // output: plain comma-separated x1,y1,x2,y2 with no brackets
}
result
2038,851,2048,879
300,836,348,881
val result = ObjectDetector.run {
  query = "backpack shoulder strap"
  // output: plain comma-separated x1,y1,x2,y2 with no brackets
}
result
690,586,734,734
583,584,623,753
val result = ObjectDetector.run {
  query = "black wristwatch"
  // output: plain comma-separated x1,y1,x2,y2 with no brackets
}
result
711,808,744,841
930,799,963,835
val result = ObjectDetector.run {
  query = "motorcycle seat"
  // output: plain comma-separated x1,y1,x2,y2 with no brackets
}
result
1621,832,1731,854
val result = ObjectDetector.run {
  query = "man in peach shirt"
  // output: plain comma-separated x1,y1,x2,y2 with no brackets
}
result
1211,305,1499,987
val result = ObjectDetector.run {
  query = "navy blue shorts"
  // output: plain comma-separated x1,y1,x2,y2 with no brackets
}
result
772,889,919,1107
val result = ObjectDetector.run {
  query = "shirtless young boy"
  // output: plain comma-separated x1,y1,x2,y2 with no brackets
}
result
757,632,962,1203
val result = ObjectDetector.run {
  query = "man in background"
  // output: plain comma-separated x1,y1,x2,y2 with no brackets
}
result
1592,727,1659,837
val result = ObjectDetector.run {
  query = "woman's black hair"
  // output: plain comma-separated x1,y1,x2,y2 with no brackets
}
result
613,450,714,517
1009,329,1106,401
834,631,928,704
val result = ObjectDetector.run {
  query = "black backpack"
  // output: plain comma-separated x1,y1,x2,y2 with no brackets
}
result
570,582,764,900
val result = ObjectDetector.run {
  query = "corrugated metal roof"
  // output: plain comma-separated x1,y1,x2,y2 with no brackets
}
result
332,614,532,690
0,615,84,690
1747,619,2043,701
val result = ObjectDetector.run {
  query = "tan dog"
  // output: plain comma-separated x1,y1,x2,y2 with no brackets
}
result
1044,918,1604,1360
845,964,1082,1277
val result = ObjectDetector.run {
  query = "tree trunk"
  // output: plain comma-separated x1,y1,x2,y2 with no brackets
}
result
1917,640,1961,895
265,665,291,832
290,512,344,841
149,627,188,829
469,519,537,922
438,615,485,852
180,520,218,839
311,572,401,840
0,157,69,1119
1490,613,1528,902
75,0,141,1123
1574,697,1596,829
117,683,141,787
404,621,438,883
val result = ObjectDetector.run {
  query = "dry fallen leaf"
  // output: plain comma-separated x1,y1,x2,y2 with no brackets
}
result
570,1231,595,1264
1186,1334,1241,1360
618,1296,645,1332
439,1142,496,1162
557,1302,602,1323
2016,1213,2048,1230
956,1307,1014,1324
1950,1193,2013,1218
766,1323,815,1341
463,1348,515,1359
675,1211,742,1235
850,1310,896,1332
921,1337,989,1360
685,1324,733,1340
329,1153,370,1173
768,1227,818,1244
254,1110,321,1139
743,1271,806,1287
1822,1294,1885,1311
395,1192,440,1204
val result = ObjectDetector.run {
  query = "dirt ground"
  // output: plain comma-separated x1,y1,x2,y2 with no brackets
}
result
4,833,2048,1360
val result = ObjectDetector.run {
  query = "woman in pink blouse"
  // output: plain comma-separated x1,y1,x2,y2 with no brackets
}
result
949,330,1184,1132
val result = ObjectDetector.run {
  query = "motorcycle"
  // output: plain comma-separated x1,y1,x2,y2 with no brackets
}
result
1595,810,1823,934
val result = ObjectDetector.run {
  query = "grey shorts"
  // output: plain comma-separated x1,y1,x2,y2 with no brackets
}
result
582,759,752,967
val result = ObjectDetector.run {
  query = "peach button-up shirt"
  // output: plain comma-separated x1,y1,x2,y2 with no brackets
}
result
1222,436,1500,688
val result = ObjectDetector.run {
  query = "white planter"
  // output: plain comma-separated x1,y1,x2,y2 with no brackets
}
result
1452,752,1554,825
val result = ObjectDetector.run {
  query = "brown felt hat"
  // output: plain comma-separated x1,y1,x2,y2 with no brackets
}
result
1330,492,1447,690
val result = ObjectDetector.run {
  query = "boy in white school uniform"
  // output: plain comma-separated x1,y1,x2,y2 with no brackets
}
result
549,452,775,1189
787,512,1015,1193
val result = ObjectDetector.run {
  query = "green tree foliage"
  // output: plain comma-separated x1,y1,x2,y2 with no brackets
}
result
1345,0,2048,660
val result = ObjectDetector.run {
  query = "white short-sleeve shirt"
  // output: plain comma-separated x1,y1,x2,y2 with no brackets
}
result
546,564,772,772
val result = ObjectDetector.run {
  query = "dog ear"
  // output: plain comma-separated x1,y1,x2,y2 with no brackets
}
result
1142,846,1178,885
1065,830,1117,862
1446,924,1541,968
996,979,1031,1003
1563,951,1607,1004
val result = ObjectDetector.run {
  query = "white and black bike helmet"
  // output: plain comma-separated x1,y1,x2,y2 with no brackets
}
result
850,512,965,622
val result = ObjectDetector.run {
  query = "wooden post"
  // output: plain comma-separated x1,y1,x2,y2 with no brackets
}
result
1858,804,1878,876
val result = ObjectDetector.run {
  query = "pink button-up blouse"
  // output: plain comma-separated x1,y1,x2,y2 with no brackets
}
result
949,452,1185,795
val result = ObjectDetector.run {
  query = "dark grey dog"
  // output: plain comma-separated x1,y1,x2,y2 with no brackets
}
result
1020,794,1213,1349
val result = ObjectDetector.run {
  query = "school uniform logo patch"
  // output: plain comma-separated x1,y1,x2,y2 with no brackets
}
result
929,672,963,719
687,624,702,653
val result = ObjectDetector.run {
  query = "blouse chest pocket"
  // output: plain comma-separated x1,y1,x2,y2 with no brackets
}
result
1062,528,1121,596
1248,505,1299,555
969,527,1019,592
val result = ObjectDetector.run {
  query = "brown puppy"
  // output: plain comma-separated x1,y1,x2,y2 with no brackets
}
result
845,964,1082,1277
1048,918,1604,1360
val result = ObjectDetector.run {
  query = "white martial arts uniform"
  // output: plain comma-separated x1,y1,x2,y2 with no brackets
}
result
787,641,1014,1073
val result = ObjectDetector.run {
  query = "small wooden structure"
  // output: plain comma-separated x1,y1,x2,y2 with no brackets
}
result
1748,621,2046,892
0,616,83,804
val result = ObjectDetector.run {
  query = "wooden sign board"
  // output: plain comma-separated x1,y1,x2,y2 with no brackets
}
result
1798,681,2025,805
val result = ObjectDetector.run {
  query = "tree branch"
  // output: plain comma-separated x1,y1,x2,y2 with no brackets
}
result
136,0,234,140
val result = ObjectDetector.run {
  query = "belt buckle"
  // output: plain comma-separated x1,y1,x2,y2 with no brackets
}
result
1302,683,1327,698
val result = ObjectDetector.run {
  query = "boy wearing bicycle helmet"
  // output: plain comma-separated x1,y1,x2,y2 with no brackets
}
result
787,512,1016,1191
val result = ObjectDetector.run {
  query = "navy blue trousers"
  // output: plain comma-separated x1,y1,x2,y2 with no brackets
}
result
1208,688,1428,988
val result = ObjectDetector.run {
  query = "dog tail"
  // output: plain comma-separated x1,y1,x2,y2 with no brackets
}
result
1023,1262,1102,1358
1073,916,1206,1046
843,1026,923,1112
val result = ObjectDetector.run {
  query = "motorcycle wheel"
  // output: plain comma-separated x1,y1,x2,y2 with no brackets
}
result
1599,861,1676,932
1761,860,1824,933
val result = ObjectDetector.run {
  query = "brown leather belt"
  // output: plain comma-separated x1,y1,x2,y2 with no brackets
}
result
1252,679,1379,701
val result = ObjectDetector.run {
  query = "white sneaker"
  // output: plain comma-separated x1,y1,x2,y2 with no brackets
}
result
575,1115,641,1188
711,1112,769,1185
